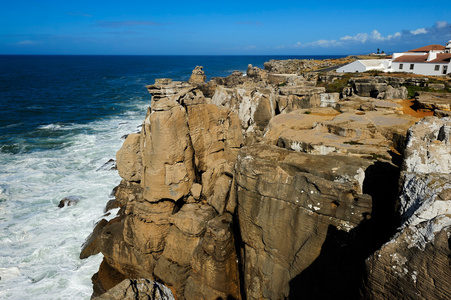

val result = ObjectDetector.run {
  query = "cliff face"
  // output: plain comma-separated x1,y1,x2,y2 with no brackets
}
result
362,117,451,299
82,63,451,299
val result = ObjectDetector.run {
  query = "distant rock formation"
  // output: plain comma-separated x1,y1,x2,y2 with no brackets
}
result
188,66,206,84
81,62,451,299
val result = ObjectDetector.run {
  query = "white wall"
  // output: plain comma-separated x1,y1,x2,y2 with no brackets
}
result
336,59,390,73
336,61,367,73
390,62,450,76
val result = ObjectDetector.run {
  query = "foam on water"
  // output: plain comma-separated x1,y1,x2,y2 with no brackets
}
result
0,102,148,299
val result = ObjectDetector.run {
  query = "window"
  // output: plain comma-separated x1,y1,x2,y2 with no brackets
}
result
399,64,403,70
410,64,414,70
435,65,440,71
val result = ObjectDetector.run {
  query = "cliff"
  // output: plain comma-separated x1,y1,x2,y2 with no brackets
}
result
81,62,451,299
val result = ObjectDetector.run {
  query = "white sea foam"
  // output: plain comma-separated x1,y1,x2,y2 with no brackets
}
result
0,104,149,299
37,123,63,130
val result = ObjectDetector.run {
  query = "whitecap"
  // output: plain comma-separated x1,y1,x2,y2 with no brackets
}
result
37,124,62,130
0,267,20,282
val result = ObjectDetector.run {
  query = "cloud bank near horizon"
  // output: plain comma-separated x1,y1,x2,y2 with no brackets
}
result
278,21,450,53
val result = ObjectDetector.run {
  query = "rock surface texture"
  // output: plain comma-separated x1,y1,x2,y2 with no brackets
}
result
82,62,451,300
362,117,451,299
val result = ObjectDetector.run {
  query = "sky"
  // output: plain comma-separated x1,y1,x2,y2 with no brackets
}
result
0,0,450,55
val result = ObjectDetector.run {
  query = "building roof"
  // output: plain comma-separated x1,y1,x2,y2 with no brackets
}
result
393,54,428,63
394,53,451,64
407,45,445,52
429,53,451,63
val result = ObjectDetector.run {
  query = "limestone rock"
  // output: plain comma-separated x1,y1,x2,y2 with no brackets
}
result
246,64,268,82
116,133,142,182
92,278,174,300
154,257,190,299
188,66,206,84
113,180,143,207
262,108,339,145
236,144,373,299
320,92,340,107
362,117,451,300
80,219,108,259
162,226,201,266
401,117,451,174
99,217,157,279
378,85,407,99
275,111,416,159
58,195,81,208
140,105,195,202
169,203,217,237
428,83,445,90
415,91,451,111
146,78,194,102
187,104,242,172
185,213,241,300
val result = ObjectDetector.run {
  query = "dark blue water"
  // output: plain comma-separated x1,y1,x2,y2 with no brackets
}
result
0,55,343,154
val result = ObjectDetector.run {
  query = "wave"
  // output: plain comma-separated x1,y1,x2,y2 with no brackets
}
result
0,105,147,299
37,123,63,130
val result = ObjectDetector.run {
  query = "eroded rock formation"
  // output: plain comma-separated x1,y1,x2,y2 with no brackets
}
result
362,117,451,299
82,62,451,299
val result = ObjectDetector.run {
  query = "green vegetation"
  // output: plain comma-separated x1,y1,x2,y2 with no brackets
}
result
304,110,312,114
317,73,353,93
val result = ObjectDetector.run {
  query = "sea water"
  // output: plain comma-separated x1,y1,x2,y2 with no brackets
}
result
0,55,342,299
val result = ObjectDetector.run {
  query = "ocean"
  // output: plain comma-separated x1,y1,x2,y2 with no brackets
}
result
0,54,343,299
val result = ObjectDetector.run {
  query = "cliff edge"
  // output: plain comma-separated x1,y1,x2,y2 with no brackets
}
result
81,62,451,299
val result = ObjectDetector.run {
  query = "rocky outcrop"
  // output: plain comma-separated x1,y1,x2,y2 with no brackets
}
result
236,144,374,299
93,278,174,300
362,117,451,299
189,66,206,85
350,77,408,99
415,91,451,112
84,77,244,300
83,63,451,300
264,57,355,74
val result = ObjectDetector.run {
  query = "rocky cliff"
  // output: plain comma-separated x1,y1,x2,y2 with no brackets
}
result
82,62,451,299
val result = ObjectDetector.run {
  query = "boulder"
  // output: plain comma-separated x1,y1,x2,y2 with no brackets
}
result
58,195,82,208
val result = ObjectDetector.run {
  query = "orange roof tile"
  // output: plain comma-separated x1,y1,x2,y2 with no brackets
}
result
407,45,445,52
393,54,428,63
429,53,451,63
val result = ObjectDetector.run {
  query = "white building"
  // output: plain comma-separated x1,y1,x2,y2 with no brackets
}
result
336,59,391,73
336,41,451,76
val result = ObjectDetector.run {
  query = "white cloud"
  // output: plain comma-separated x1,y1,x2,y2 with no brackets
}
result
387,32,402,39
304,39,342,48
338,30,401,44
410,28,427,35
280,22,449,51
435,21,447,29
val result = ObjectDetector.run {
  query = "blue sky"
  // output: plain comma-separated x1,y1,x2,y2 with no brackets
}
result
1,0,450,55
